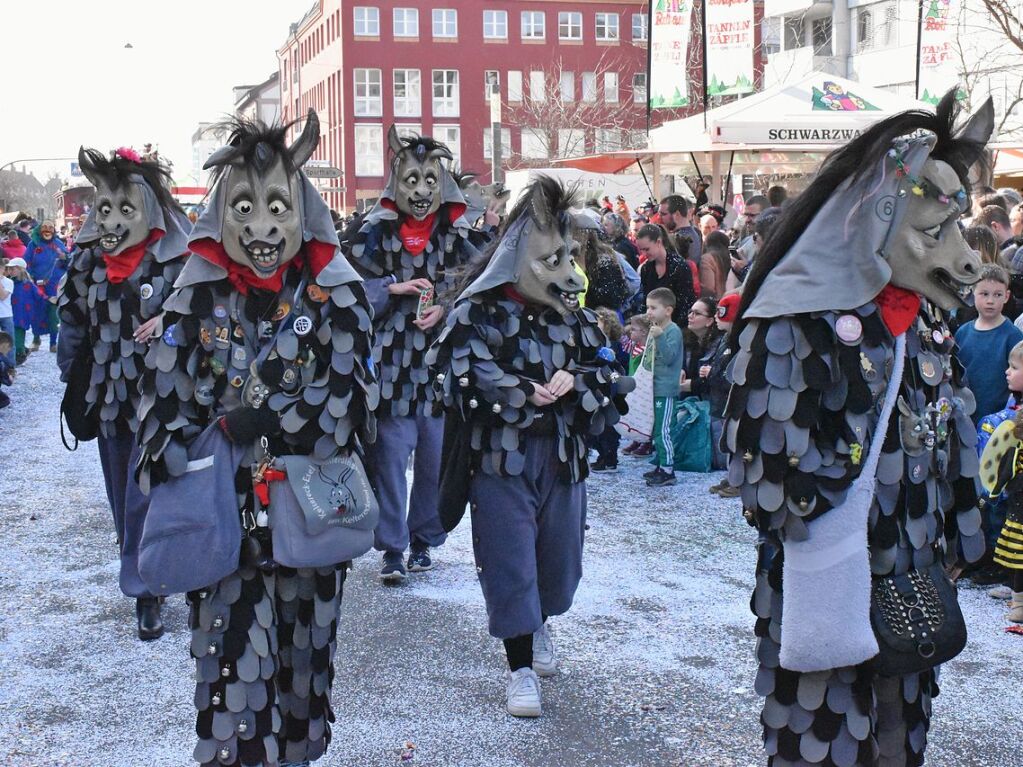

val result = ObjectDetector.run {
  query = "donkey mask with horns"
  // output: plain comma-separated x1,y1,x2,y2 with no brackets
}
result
387,125,457,221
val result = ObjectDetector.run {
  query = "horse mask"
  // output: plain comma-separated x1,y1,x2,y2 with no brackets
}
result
460,176,585,314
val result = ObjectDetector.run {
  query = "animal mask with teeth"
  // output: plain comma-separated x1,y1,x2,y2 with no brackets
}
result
383,126,465,221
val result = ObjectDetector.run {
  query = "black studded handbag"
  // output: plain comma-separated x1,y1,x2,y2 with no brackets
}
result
869,561,967,675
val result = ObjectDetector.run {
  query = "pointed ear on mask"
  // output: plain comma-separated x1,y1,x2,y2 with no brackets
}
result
203,145,243,170
78,146,105,188
528,184,553,231
288,108,320,168
387,124,405,156
957,95,995,146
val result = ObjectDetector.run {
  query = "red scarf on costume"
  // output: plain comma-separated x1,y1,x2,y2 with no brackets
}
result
190,238,335,295
380,199,467,256
103,229,164,284
874,284,921,336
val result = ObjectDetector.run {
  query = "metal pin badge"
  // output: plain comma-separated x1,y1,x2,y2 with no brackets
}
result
213,305,228,320
293,316,313,336
139,283,154,300
835,314,863,345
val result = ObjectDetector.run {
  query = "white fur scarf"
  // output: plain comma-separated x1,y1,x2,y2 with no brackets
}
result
780,332,906,673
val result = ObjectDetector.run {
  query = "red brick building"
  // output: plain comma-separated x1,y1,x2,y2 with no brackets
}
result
278,0,703,213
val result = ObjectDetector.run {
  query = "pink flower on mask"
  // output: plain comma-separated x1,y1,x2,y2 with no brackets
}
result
115,147,142,163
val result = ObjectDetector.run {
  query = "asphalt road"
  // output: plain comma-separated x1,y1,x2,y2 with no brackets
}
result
1,346,1020,767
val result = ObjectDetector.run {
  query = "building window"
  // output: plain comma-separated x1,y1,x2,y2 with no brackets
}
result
521,128,549,159
354,7,379,36
812,17,832,55
632,13,648,41
354,68,382,116
508,70,523,102
596,13,619,42
395,124,422,140
484,10,508,39
483,127,513,160
432,69,460,116
521,11,545,40
582,72,597,103
560,71,575,102
432,125,461,167
433,9,457,38
783,16,804,50
529,70,546,102
354,125,384,176
595,128,622,153
558,128,585,158
856,3,898,49
393,8,419,37
633,73,647,104
393,69,421,117
559,12,582,41
604,72,619,103
485,70,500,100
762,18,781,56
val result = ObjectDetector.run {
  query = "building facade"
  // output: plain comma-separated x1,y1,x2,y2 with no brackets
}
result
278,0,682,213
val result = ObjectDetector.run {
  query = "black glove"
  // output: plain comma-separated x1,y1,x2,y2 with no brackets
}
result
219,406,281,444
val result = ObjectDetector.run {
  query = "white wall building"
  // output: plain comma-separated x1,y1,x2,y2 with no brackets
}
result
761,0,1023,139
233,72,282,125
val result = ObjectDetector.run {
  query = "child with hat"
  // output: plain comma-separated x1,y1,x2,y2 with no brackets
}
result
5,257,36,364
704,291,740,497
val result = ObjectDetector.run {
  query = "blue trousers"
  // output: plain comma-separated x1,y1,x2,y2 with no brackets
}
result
96,425,154,598
366,410,447,554
469,437,587,639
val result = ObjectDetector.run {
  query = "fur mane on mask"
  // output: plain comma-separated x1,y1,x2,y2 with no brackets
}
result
79,147,182,218
205,116,302,187
388,132,453,169
734,89,989,343
446,174,580,302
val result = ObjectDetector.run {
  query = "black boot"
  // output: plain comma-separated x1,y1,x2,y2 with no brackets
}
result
136,597,164,641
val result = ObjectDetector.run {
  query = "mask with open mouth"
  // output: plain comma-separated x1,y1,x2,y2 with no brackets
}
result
79,157,149,256
387,126,450,222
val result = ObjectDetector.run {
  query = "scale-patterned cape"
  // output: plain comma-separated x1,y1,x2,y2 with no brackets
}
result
426,296,630,482
58,224,189,437
346,206,482,417
135,252,378,490
724,302,982,766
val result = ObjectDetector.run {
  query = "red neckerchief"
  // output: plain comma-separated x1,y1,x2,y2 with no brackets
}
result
503,284,527,304
874,284,921,336
190,238,335,295
380,199,468,255
104,229,164,284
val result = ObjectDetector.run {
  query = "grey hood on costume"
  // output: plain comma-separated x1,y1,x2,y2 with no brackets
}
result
745,137,935,320
360,155,468,229
77,173,191,263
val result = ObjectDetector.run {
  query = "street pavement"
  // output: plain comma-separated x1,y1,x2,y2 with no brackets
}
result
1,347,1021,767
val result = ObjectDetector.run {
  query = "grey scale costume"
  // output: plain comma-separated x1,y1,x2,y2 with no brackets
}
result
136,151,377,766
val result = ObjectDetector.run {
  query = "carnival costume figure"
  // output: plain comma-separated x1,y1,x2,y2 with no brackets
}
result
427,177,633,718
136,112,377,767
346,126,484,580
57,146,191,640
725,92,992,766
27,219,69,351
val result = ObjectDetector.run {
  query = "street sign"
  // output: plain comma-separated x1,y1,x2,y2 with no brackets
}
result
305,165,342,179
70,162,82,177
320,186,347,193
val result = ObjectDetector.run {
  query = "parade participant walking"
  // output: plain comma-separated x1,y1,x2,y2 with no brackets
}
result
428,177,632,719
346,127,485,582
24,219,68,352
727,91,991,766
56,146,191,640
136,112,377,767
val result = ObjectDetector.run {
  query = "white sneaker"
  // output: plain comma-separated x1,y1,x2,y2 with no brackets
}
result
506,668,542,718
989,585,1013,600
532,624,557,677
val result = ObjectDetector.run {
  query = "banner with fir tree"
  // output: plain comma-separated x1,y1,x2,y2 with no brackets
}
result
706,0,755,97
917,0,958,104
650,0,695,109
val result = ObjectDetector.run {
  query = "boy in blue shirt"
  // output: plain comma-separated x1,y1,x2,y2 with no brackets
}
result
644,287,685,487
955,264,1023,425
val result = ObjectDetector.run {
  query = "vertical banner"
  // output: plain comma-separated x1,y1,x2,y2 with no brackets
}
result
650,0,694,109
706,0,754,97
917,0,958,104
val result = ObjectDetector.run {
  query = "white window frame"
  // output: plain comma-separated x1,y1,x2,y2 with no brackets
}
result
595,128,622,153
582,72,597,103
604,72,619,103
353,68,382,116
521,128,549,160
507,70,523,102
432,8,458,38
521,11,545,40
557,128,586,158
529,70,546,102
483,127,513,160
395,124,422,141
559,11,583,40
596,13,619,41
432,125,461,168
393,8,419,37
353,6,379,36
354,124,384,176
393,68,422,117
483,10,508,39
484,70,500,100
633,72,647,104
432,69,460,117
632,13,648,41
559,71,575,102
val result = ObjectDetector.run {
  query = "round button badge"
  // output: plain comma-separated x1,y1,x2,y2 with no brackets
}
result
293,316,314,336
